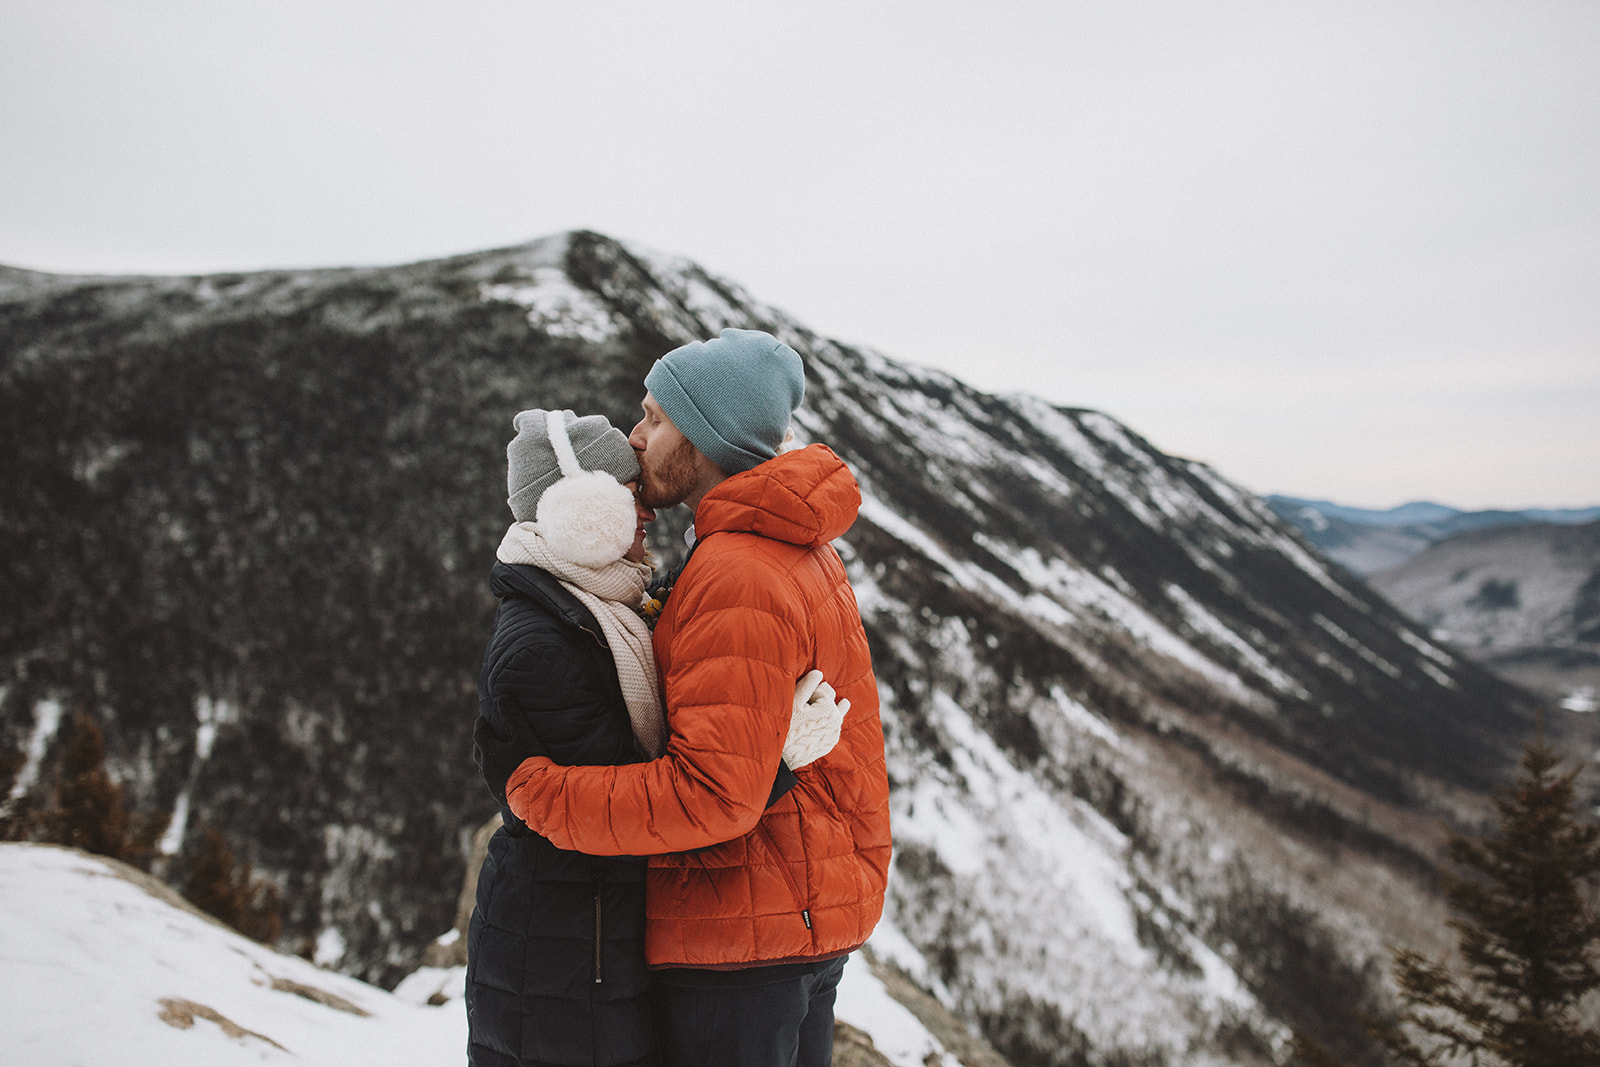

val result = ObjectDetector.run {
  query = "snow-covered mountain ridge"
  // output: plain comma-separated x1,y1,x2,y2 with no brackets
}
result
0,231,1534,1065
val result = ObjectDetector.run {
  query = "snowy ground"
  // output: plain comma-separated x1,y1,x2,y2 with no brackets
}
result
0,842,958,1067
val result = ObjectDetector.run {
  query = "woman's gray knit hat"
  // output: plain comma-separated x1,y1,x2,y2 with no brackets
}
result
506,409,639,521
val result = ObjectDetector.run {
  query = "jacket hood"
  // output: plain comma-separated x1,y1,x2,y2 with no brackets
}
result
694,443,861,547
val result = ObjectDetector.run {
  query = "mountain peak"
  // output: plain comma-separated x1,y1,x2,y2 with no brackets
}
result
1,232,1533,1065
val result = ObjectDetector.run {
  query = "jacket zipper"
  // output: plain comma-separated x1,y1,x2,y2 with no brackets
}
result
592,868,604,984
759,793,816,946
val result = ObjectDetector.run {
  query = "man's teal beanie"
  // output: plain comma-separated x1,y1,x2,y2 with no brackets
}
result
644,328,806,474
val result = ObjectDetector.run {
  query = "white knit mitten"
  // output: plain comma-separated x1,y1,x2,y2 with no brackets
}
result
785,670,850,769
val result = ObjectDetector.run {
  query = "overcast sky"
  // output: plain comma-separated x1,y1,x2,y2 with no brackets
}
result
4,2,1597,509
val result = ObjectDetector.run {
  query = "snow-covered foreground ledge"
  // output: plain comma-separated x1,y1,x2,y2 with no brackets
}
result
0,843,963,1067
0,842,460,1065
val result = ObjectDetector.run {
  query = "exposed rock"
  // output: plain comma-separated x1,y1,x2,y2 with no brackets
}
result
421,814,498,970
158,997,288,1051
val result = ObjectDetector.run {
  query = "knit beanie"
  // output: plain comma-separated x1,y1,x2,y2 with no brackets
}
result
506,409,639,522
644,328,806,474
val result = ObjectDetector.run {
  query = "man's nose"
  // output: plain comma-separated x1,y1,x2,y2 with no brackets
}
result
627,420,647,449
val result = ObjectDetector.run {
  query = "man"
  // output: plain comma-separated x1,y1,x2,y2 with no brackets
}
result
492,328,891,1067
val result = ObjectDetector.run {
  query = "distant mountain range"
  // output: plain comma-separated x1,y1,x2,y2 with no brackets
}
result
1365,521,1600,719
1266,496,1600,576
2,232,1537,1066
1269,495,1600,742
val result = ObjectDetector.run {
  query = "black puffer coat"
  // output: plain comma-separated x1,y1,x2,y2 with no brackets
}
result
466,562,656,1067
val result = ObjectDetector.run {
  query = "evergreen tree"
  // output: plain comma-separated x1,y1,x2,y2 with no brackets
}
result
1372,739,1600,1066
45,713,130,857
182,824,284,945
36,712,176,866
0,743,21,794
0,742,28,841
1290,1032,1359,1067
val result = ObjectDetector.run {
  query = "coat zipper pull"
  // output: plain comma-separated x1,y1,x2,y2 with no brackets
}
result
593,870,604,984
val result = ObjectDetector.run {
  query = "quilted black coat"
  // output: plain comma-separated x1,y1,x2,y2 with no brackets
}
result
466,562,657,1067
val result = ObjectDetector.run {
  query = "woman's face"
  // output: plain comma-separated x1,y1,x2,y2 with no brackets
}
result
623,481,656,562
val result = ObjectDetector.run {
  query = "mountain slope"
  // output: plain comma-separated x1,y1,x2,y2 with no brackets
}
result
1368,521,1600,716
1370,522,1600,654
0,231,1534,1065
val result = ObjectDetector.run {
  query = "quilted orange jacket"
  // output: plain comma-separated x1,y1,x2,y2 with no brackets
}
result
504,444,891,968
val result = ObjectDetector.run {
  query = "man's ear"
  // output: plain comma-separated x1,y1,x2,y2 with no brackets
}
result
693,448,730,491
698,449,729,480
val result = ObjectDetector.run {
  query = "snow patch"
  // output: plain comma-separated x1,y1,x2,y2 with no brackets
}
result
977,534,1272,711
314,926,346,968
911,691,1139,948
391,965,463,1007
480,271,618,343
1418,661,1458,690
1397,627,1457,668
1561,687,1598,714
1186,465,1372,613
160,696,237,855
836,952,965,1067
1163,583,1308,700
1313,615,1402,679
8,699,63,801
0,843,459,1067
1050,686,1123,749
857,493,970,587
73,440,136,487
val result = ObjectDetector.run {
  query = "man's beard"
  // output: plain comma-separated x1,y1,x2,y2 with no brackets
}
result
637,436,701,509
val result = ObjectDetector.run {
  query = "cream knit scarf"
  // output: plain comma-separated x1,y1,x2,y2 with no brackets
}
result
496,522,665,759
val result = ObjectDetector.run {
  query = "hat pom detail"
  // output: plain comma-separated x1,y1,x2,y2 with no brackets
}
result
536,470,637,567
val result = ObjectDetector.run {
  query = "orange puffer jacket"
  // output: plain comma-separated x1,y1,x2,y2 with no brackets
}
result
504,444,891,968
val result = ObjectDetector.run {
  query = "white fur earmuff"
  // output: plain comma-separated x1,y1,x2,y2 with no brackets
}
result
536,412,638,567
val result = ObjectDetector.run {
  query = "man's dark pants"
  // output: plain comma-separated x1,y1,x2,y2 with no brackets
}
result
650,955,848,1067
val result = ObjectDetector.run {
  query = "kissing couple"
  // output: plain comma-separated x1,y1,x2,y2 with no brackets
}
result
466,328,892,1067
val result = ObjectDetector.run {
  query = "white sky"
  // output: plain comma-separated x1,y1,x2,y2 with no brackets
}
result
3,1,1597,509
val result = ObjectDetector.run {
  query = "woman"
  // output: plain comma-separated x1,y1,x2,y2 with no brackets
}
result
464,409,844,1067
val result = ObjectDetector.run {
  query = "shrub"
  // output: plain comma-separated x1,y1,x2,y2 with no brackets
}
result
182,824,284,945
33,713,168,869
